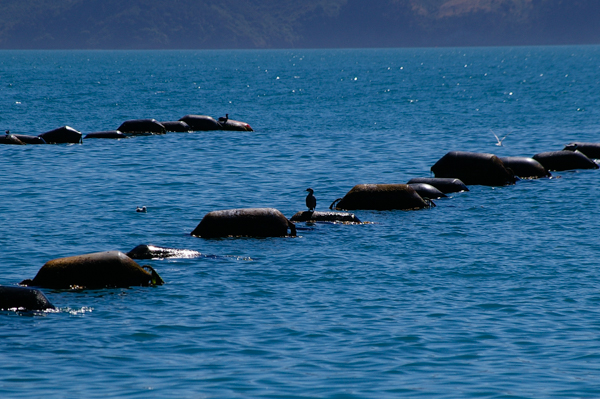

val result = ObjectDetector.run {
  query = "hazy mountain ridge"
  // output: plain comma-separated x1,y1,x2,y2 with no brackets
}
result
0,0,598,49
409,0,533,18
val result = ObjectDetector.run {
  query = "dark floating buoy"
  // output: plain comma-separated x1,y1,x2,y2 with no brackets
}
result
191,208,296,238
406,178,469,194
0,285,55,311
38,126,82,144
126,244,205,259
215,113,252,131
117,119,166,135
219,119,253,131
290,210,362,223
431,151,516,186
499,156,550,179
0,133,25,145
563,142,600,160
161,121,192,132
84,130,127,139
330,184,429,211
532,150,599,171
407,183,447,200
20,251,164,290
179,115,222,131
12,134,47,144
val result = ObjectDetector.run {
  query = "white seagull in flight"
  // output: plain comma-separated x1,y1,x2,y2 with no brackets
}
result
492,130,510,146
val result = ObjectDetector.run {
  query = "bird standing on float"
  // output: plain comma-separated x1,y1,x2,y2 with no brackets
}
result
305,188,316,211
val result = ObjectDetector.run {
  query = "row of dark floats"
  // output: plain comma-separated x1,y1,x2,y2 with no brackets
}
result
0,114,253,145
2,138,600,313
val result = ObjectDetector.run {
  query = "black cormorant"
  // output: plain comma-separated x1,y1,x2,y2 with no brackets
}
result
218,114,229,123
305,188,316,211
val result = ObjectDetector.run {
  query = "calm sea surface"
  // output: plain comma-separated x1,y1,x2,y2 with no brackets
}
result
1,46,600,398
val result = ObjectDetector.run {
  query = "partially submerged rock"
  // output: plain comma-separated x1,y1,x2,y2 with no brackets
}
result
191,208,296,238
20,251,164,289
290,211,362,223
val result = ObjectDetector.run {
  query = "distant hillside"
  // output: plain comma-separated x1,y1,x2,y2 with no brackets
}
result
0,0,598,49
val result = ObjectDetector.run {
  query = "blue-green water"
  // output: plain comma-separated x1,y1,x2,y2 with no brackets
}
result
1,46,600,398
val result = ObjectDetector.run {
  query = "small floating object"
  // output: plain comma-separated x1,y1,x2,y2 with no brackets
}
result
84,130,127,139
431,151,516,186
117,119,166,135
136,206,147,213
20,251,164,289
499,156,550,179
330,184,429,211
532,150,598,171
290,210,362,223
0,285,55,311
406,177,468,194
178,115,222,131
161,121,192,132
563,142,600,159
191,208,296,238
38,126,82,144
126,244,204,259
407,183,447,200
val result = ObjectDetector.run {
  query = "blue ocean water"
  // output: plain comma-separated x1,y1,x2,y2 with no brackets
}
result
1,46,600,398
